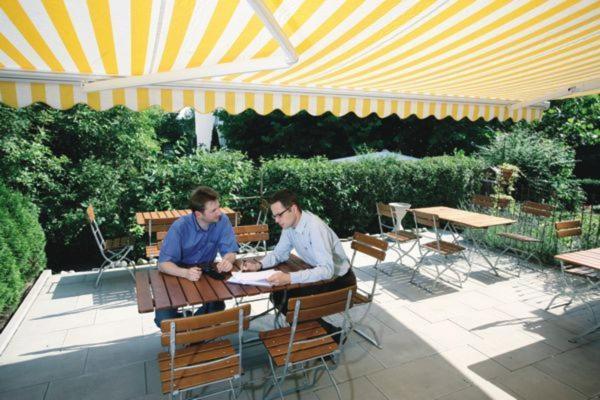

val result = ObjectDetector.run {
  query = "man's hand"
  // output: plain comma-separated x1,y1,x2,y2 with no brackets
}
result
216,258,233,273
267,271,291,286
185,267,202,281
241,259,262,272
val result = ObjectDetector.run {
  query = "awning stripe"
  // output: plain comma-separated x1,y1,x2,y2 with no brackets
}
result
42,0,92,73
130,0,153,75
0,80,544,121
88,0,117,75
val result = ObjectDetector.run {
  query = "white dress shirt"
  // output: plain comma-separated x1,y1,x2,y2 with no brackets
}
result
261,211,350,284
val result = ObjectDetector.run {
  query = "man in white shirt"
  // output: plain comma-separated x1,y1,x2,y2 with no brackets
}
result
242,189,356,317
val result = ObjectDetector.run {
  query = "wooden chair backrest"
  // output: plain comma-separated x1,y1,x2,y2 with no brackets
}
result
286,286,356,324
86,205,96,223
412,210,439,229
155,231,168,250
376,202,394,218
160,304,251,346
555,220,582,238
351,232,387,261
233,224,269,243
472,194,510,209
472,194,493,209
521,201,554,217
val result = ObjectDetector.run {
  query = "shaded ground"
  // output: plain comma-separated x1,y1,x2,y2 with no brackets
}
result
1,238,599,400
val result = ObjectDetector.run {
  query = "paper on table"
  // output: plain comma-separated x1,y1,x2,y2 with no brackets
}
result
228,270,276,286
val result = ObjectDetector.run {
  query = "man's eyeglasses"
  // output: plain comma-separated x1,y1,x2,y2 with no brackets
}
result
272,206,292,220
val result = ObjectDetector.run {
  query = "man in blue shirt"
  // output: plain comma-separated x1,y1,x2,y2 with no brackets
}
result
154,186,239,327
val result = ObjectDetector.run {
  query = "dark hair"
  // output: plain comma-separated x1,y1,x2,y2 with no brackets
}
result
269,189,301,211
189,186,219,212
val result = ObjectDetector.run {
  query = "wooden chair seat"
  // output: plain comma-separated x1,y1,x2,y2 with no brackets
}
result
259,320,338,367
386,230,418,242
157,340,239,394
422,240,465,255
497,232,540,243
564,265,600,280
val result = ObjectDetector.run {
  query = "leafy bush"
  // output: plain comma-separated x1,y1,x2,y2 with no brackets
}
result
216,109,501,161
260,155,485,237
477,126,585,208
133,150,256,213
0,184,46,314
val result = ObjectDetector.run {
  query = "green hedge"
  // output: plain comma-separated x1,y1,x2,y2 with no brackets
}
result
0,184,46,315
260,155,485,237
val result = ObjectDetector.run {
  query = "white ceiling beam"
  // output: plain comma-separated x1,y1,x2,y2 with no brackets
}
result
509,78,600,110
82,0,297,93
82,56,290,92
246,0,298,64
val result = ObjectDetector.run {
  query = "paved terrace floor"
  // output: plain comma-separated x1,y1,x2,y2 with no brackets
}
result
1,235,599,400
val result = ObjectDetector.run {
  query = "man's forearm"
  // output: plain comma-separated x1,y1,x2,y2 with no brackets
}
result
158,261,189,278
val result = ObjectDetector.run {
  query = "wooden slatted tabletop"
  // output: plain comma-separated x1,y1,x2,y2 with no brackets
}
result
135,254,325,313
135,207,236,228
555,248,600,270
411,206,515,229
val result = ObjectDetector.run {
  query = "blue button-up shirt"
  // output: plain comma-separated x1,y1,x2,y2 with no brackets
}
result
261,211,350,284
158,213,239,266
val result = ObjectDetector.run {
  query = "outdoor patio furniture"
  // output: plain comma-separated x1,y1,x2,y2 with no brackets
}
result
410,210,472,291
145,230,168,261
259,286,354,400
495,201,555,274
86,205,135,288
135,207,238,244
376,202,419,272
348,232,388,348
158,304,251,399
134,254,330,314
546,221,600,340
234,224,269,256
547,245,600,343
470,194,511,214
410,206,515,277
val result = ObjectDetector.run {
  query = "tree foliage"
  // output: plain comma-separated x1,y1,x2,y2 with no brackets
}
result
216,109,501,160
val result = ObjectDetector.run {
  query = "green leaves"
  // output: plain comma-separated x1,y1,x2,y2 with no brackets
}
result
0,183,46,314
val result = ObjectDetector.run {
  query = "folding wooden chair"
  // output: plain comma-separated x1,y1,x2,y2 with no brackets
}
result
411,210,472,291
234,224,269,256
259,286,355,400
376,202,419,273
546,220,599,320
158,304,251,400
86,205,135,287
145,230,167,261
495,201,555,274
470,194,511,215
348,232,387,348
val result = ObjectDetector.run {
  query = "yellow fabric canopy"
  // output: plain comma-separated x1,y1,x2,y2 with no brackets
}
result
1,0,599,121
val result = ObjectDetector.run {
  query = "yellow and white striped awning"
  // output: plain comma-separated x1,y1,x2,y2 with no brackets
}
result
1,0,599,121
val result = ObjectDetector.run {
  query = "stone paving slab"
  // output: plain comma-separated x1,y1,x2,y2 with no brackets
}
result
0,240,598,400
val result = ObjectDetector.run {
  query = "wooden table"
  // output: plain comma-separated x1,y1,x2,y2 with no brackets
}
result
554,248,600,342
412,207,515,229
135,254,326,313
135,207,237,244
412,206,516,275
